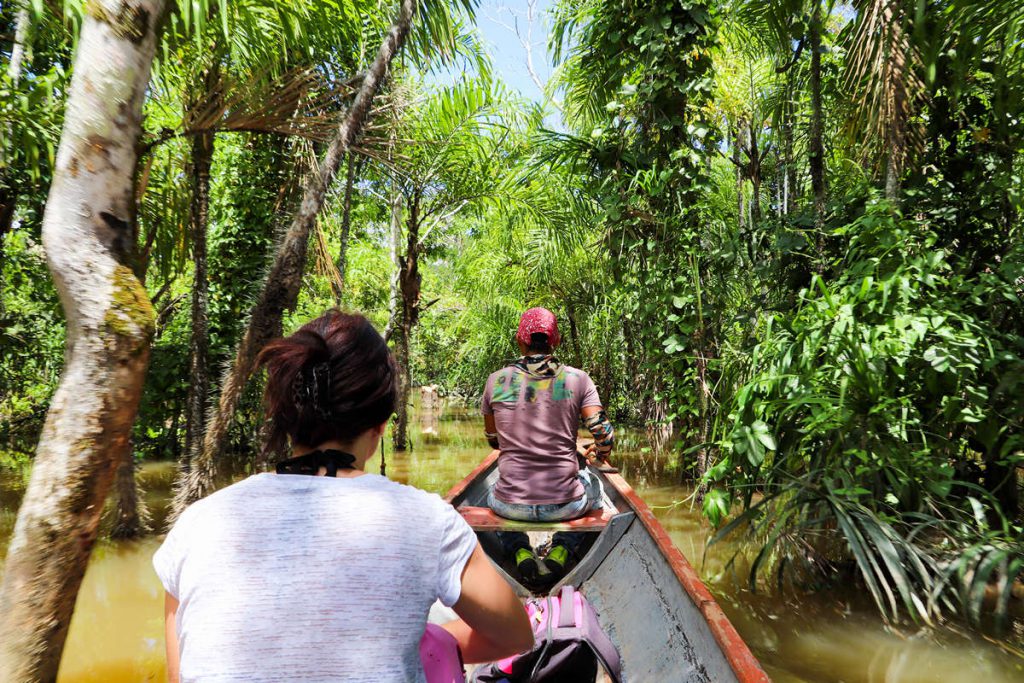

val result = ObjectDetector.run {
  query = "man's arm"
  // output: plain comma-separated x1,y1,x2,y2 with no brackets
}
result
581,405,614,462
483,413,499,450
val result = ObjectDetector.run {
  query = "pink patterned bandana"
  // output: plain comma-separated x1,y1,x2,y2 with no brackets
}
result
516,307,561,347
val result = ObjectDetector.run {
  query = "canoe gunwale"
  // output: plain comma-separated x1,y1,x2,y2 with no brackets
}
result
444,450,500,505
599,470,770,683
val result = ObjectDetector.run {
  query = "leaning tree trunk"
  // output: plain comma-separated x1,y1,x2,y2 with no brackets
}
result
172,0,418,518
333,153,357,304
0,2,163,679
808,3,826,232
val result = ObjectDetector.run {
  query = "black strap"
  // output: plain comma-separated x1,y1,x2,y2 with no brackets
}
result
276,449,357,477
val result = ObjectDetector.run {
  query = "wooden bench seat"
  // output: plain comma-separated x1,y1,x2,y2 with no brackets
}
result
456,505,616,532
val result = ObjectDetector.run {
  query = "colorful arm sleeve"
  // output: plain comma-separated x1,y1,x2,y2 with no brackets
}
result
583,410,614,457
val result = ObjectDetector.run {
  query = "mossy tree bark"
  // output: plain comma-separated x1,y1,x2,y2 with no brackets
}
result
0,1,163,679
173,0,418,518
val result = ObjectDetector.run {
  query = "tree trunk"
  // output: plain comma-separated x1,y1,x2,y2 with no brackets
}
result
173,0,418,517
0,2,163,679
0,191,15,254
110,451,151,539
748,121,762,224
733,124,745,231
808,4,826,229
882,2,907,204
6,4,31,85
692,342,713,496
183,128,215,466
333,153,357,304
384,172,403,343
392,193,421,452
884,148,901,201
783,85,795,215
566,301,583,363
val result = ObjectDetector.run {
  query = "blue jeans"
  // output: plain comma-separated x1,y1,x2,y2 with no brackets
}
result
489,470,603,559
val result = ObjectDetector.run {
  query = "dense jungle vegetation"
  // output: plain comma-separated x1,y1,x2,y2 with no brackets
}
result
1,0,1022,664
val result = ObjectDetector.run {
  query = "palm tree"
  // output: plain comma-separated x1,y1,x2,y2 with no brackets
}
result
844,0,925,202
729,0,834,229
175,0,479,514
382,80,517,449
105,0,377,537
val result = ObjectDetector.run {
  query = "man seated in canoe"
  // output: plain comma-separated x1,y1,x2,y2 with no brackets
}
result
481,307,615,582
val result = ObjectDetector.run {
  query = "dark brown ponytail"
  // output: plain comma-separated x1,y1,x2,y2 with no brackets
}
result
256,310,397,457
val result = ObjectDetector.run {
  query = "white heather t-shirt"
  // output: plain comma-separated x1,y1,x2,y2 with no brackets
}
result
153,472,478,683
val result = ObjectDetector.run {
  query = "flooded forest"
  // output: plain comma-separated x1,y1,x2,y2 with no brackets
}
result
1,0,1023,681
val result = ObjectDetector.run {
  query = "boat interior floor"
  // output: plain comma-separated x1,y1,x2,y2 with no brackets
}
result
477,529,601,593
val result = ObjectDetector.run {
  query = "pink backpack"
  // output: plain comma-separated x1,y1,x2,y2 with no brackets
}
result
472,585,622,683
421,623,466,683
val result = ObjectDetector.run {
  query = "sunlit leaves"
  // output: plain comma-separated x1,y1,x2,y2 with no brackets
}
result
707,199,1024,626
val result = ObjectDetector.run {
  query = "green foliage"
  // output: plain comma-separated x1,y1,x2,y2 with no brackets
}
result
707,201,1024,625
0,231,65,453
2,0,1023,640
719,203,1022,499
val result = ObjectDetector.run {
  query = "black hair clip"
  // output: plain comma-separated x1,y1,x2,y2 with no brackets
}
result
310,362,332,419
293,361,332,419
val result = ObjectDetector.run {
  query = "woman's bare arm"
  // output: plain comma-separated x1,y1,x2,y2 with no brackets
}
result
443,544,533,662
164,592,180,683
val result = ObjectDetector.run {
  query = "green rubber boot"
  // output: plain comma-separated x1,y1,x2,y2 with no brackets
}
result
515,547,541,582
543,544,571,577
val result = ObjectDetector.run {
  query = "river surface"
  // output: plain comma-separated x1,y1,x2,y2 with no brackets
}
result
1,401,1022,682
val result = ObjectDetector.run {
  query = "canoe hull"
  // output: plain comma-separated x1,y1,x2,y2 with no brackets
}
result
446,451,769,682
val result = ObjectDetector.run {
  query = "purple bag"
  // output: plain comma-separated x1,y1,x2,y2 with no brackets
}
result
472,585,622,683
421,623,466,683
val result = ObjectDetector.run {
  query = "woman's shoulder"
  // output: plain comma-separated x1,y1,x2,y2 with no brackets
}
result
363,475,452,510
174,474,269,520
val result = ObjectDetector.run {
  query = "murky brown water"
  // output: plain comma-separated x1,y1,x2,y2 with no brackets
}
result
1,401,1022,682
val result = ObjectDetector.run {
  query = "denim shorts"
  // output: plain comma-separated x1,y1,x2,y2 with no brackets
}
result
488,469,603,522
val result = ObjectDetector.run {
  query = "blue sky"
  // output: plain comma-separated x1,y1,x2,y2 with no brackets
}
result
425,0,561,121
473,0,557,104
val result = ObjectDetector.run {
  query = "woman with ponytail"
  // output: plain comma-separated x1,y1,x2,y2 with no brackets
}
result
155,311,532,682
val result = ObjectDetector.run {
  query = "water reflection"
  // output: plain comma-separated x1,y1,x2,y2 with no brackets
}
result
0,400,1021,682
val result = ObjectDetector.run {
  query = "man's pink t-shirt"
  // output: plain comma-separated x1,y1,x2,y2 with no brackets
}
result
481,363,602,505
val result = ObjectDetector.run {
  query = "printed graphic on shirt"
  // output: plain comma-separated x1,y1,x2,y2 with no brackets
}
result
492,367,575,404
552,371,573,401
491,370,522,403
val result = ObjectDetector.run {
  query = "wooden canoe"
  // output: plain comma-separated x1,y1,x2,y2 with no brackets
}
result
445,450,770,683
